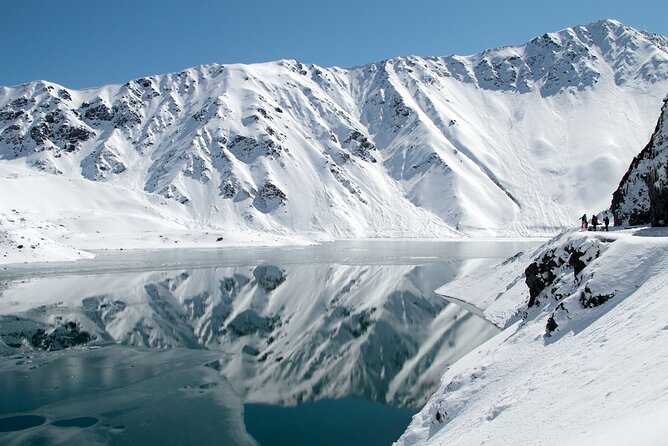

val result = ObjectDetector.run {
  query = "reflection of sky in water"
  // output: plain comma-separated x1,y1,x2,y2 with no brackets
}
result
0,241,537,445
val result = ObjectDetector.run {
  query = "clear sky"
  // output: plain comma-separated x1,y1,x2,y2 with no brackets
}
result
1,0,667,89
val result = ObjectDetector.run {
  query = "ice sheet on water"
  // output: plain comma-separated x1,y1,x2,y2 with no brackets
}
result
0,345,256,446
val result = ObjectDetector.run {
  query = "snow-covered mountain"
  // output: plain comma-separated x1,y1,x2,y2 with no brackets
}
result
1,19,668,246
611,94,668,226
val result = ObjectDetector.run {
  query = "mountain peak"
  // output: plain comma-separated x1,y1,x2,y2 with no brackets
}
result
584,18,624,29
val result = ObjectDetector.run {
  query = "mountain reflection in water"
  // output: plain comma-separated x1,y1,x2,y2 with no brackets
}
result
0,242,535,444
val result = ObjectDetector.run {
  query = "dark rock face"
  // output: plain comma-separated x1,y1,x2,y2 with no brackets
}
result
545,315,558,332
31,321,93,350
252,181,287,213
220,182,236,198
0,109,25,121
29,122,52,144
647,169,668,226
58,89,72,101
0,91,96,162
522,235,606,335
612,95,668,227
111,98,143,129
579,287,616,308
0,317,93,351
228,135,283,163
55,124,94,143
81,99,114,123
568,248,589,277
343,130,377,163
525,251,567,307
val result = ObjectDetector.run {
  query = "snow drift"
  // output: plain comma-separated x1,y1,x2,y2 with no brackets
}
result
398,99,668,443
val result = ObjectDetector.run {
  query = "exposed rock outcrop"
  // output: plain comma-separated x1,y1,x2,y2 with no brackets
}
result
612,95,668,226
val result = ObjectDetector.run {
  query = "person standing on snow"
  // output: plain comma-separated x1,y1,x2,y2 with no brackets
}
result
581,214,588,230
591,214,598,231
603,215,610,231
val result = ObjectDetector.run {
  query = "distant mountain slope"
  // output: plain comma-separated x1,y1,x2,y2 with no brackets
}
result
1,19,668,242
612,94,668,226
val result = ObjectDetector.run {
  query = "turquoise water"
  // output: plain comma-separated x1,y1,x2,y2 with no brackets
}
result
245,398,418,446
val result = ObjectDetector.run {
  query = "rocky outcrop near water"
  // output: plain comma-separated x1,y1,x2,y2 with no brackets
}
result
612,95,668,226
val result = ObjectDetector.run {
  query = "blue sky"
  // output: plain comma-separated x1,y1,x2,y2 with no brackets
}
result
1,0,666,89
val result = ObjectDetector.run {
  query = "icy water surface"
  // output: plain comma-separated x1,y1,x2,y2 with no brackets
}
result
0,240,537,445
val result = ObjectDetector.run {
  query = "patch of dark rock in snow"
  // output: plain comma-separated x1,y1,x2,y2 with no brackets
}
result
252,182,286,213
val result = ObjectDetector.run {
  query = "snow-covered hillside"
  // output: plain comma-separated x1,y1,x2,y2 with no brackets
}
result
612,94,668,226
397,227,668,445
397,96,668,444
2,19,668,256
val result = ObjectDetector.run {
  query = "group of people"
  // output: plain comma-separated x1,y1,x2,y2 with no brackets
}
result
581,213,610,231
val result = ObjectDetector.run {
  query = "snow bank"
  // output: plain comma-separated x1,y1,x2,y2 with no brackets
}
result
0,222,94,265
436,228,637,328
435,247,539,328
398,228,668,445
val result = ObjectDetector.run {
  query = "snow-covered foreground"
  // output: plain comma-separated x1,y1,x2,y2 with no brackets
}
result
398,228,668,445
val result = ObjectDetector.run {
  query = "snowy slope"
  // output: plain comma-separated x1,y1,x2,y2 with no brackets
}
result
0,163,311,264
397,227,668,445
1,19,668,255
612,94,668,226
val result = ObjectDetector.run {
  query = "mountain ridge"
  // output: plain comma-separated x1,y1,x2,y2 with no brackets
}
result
1,19,668,252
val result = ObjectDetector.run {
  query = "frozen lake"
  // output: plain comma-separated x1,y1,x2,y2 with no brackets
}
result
0,240,538,445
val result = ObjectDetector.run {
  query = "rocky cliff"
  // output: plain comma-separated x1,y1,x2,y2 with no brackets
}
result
611,95,668,226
